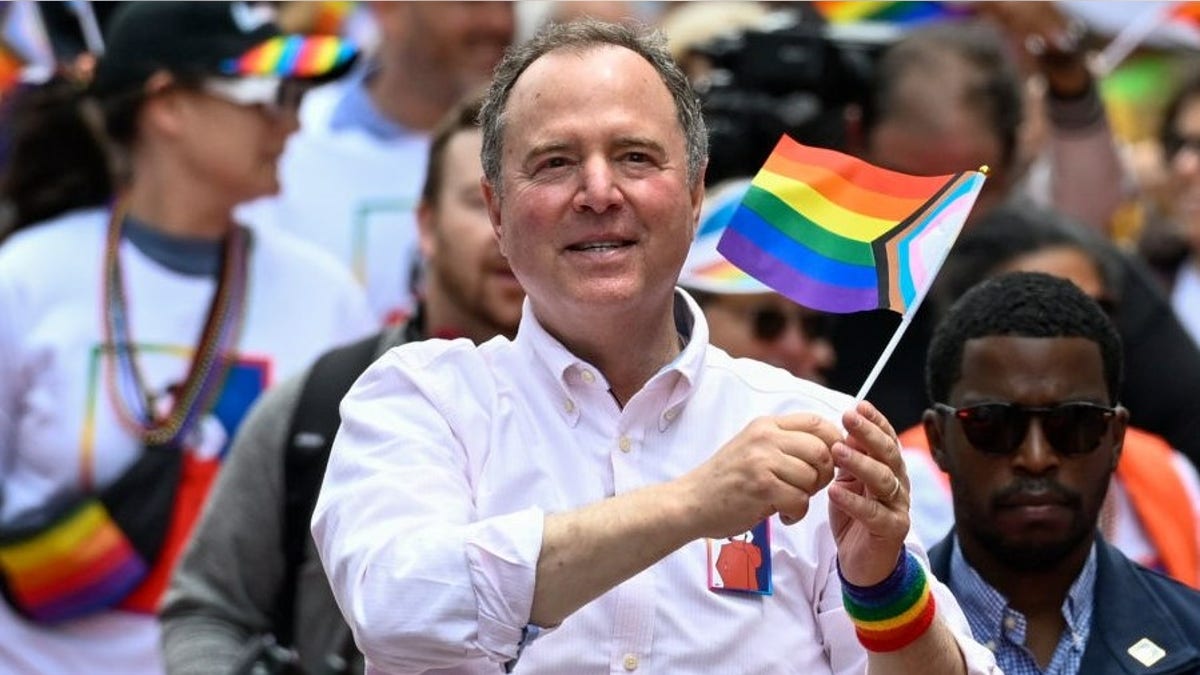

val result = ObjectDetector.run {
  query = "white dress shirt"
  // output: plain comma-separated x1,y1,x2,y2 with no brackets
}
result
313,291,1000,675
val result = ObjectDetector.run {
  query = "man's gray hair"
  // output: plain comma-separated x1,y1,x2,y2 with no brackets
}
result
479,19,708,195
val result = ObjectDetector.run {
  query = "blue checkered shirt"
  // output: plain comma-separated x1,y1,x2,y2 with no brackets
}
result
948,537,1096,675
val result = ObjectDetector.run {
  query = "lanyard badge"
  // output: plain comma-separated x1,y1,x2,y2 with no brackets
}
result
707,518,772,595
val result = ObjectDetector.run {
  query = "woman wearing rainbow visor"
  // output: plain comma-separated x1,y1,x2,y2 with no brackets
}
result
0,3,374,672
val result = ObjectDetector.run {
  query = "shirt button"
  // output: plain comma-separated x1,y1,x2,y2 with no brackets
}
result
664,407,679,421
580,369,595,384
623,654,639,671
1003,616,1017,631
564,399,575,413
618,436,632,452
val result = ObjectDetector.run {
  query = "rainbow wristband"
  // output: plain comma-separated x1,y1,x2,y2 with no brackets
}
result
839,549,936,652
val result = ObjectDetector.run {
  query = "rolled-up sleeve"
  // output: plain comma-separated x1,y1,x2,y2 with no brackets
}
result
311,346,544,673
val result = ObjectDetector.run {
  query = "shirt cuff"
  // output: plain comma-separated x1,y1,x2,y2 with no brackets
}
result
464,506,545,661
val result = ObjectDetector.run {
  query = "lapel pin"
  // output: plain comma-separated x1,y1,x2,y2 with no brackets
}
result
1127,638,1167,667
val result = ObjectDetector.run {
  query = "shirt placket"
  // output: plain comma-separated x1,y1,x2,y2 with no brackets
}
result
608,422,654,673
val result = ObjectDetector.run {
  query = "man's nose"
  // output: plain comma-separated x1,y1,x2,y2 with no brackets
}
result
1011,418,1060,475
573,157,623,213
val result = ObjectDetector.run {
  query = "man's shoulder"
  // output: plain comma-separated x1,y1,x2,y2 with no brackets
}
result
1088,542,1200,671
1099,543,1200,615
379,335,515,385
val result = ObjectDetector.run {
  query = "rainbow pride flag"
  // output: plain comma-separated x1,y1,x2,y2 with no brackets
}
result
716,135,986,315
812,1,968,26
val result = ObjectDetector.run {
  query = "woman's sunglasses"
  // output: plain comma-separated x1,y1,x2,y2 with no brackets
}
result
202,76,313,117
933,401,1116,456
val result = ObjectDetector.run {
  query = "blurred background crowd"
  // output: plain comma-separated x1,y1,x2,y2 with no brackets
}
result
3,1,1200,672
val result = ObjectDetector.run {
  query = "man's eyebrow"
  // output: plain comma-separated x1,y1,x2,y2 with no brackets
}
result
523,141,572,162
612,136,666,154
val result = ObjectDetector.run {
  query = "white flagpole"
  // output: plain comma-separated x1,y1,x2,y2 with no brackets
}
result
1094,1,1179,77
854,307,917,402
853,169,988,402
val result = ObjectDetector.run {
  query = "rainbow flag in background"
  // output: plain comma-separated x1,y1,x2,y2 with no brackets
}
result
812,1,968,26
716,135,986,315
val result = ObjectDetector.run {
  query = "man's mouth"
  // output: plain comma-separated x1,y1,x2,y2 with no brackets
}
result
566,240,633,252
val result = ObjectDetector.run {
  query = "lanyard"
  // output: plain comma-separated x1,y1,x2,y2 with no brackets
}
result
97,201,249,461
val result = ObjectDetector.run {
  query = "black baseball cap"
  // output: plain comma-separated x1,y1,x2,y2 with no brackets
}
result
91,1,359,96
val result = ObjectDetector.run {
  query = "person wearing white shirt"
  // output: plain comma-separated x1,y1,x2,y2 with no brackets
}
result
313,20,1000,675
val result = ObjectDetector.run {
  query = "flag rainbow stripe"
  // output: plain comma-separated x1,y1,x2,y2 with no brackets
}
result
717,135,985,314
813,1,967,26
221,35,357,79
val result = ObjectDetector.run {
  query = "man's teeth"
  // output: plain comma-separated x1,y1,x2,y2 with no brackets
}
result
576,242,624,251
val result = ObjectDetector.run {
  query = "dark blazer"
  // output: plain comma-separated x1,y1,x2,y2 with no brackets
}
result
929,534,1200,674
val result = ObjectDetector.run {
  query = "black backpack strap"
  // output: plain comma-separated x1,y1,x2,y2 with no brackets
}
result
274,332,381,646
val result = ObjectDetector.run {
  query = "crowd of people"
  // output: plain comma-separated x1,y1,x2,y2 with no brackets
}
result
1,1,1199,674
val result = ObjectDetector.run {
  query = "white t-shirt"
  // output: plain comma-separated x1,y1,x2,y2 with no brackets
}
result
0,207,375,674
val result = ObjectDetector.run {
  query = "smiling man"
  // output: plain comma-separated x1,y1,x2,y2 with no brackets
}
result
312,20,998,675
922,272,1200,674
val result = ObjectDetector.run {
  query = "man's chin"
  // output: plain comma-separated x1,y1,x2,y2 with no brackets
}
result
980,531,1090,572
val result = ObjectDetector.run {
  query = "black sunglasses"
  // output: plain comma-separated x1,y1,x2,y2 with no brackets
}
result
933,401,1116,456
742,306,835,342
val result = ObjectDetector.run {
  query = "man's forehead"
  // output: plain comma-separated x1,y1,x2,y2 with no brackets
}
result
510,44,655,96
954,335,1106,396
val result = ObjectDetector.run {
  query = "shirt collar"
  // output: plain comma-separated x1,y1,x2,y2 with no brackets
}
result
949,535,1097,653
327,64,415,141
514,288,710,429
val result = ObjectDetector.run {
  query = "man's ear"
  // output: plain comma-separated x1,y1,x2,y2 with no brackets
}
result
1108,405,1130,471
689,160,708,234
482,176,503,244
923,408,951,473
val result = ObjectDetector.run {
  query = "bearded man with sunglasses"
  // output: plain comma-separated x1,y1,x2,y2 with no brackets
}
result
921,272,1200,675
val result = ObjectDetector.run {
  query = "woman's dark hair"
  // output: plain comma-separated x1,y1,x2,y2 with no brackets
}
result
931,199,1123,317
0,77,113,242
0,72,207,243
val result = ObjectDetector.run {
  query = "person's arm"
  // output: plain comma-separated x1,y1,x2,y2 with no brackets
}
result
979,1,1128,234
531,413,841,626
828,402,999,675
1042,73,1127,235
160,375,304,675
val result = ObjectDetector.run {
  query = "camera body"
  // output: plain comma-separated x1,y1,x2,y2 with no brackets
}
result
694,17,894,186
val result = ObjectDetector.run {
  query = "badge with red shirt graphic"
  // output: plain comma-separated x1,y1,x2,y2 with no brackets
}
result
707,518,772,595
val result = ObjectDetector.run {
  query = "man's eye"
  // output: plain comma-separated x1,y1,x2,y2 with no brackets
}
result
625,152,650,163
542,157,569,169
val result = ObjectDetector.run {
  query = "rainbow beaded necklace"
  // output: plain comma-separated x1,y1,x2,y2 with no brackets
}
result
100,202,250,452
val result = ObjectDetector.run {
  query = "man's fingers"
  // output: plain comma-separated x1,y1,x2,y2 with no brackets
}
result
833,441,908,507
843,406,902,472
770,451,829,495
774,412,844,448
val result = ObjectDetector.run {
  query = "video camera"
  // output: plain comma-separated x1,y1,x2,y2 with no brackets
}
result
692,15,896,186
